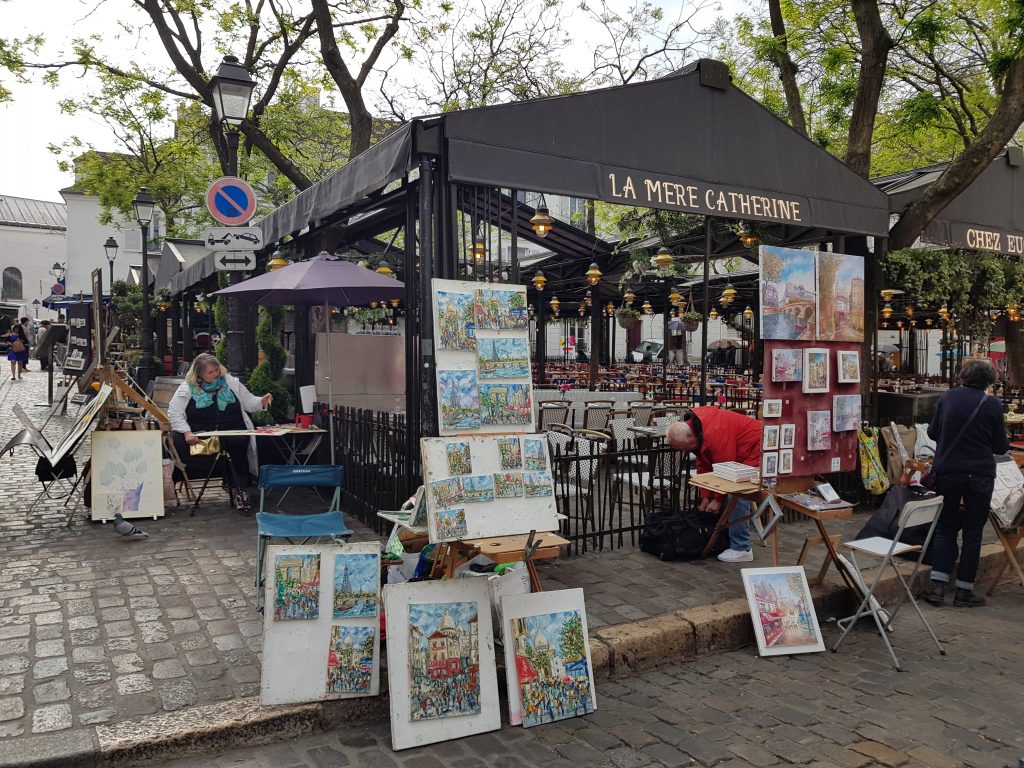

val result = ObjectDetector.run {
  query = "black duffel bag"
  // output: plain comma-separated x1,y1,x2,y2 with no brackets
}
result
640,507,729,561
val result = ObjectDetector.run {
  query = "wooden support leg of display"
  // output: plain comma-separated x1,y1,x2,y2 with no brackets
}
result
798,534,843,586
985,525,1024,596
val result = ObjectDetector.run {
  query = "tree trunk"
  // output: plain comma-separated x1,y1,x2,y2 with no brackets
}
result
767,0,807,136
1006,321,1024,388
845,0,893,177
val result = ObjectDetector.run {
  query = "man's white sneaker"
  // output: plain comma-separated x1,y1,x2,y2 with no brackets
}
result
717,548,753,563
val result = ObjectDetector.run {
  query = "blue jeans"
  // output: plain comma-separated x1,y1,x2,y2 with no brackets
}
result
931,473,994,589
727,495,752,551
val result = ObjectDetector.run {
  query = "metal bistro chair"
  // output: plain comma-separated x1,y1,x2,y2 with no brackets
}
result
255,464,352,612
581,400,615,432
547,426,609,549
831,494,946,671
537,400,571,431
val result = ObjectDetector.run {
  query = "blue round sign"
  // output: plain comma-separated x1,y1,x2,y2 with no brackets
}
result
206,177,258,226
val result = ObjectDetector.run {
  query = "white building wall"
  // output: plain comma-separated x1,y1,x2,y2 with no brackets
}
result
0,223,65,318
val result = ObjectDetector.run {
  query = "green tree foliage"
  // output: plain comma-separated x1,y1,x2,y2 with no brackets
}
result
0,31,42,103
111,279,143,347
247,306,290,425
558,613,585,661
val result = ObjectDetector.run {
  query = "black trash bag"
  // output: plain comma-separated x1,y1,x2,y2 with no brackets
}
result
640,507,729,561
35,454,76,482
855,484,939,564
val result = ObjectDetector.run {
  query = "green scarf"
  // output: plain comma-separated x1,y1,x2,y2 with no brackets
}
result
190,376,237,411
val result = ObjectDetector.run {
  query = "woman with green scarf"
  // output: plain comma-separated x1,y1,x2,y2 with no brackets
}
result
169,353,273,510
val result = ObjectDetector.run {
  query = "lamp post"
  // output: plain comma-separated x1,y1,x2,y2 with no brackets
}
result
32,299,40,319
209,54,256,376
133,187,156,388
104,237,119,287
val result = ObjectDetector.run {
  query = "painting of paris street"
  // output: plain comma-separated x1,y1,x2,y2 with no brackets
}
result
498,437,522,470
438,370,481,431
325,626,375,694
408,602,482,721
332,553,379,619
760,246,817,340
273,553,320,621
741,567,825,656
816,252,865,342
479,383,532,426
475,288,529,330
437,291,477,351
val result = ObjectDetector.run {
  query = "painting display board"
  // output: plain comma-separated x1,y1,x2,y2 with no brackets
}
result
432,279,535,435
48,384,113,466
384,578,501,750
62,302,93,375
421,435,559,543
90,430,165,521
261,542,381,706
740,566,826,657
500,588,597,727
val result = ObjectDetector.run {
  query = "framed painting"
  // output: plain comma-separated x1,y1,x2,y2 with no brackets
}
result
385,579,500,750
761,451,778,478
90,429,165,521
816,252,864,342
779,449,794,474
802,348,830,394
501,588,597,727
759,246,817,340
837,350,861,383
807,411,832,451
779,424,796,449
763,399,783,418
741,566,826,656
762,425,780,451
770,349,803,382
833,394,862,432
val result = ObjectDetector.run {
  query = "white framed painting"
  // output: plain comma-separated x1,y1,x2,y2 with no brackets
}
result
779,449,794,474
90,429,165,521
837,350,861,383
771,348,803,382
384,578,500,750
833,394,862,432
763,399,783,418
807,411,832,451
762,426,780,451
741,566,825,656
262,542,382,706
761,451,778,478
779,424,796,450
501,588,597,728
802,348,830,393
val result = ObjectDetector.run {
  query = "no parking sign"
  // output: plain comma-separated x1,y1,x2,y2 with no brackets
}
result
206,177,258,226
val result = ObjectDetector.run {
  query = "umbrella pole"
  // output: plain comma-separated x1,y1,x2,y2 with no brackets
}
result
326,299,336,465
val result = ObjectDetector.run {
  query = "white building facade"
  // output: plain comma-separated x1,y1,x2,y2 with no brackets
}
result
0,195,68,318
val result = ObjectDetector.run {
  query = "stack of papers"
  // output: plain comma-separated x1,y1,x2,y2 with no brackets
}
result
713,462,759,483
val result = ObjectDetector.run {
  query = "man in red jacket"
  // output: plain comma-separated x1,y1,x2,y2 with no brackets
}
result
667,407,763,562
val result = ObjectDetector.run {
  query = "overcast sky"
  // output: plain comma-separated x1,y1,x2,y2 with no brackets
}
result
0,0,738,204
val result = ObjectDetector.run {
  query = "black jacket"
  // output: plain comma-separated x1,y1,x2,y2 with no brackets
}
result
927,386,1009,477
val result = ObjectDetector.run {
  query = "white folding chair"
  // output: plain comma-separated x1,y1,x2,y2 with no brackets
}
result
831,494,946,670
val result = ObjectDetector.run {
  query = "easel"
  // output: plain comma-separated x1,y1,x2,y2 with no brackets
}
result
429,530,570,592
687,472,778,562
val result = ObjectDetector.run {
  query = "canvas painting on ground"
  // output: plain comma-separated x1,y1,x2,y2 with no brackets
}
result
802,348,830,393
480,383,532,426
833,394,862,432
741,567,825,656
385,579,500,750
446,442,472,475
475,288,529,330
494,472,524,498
807,411,832,451
438,370,481,431
90,429,165,522
273,553,321,621
837,350,861,383
501,588,597,727
332,553,379,619
523,438,547,471
435,508,468,539
816,252,864,342
436,291,477,351
771,348,803,382
326,626,375,694
477,337,530,378
498,437,522,469
760,246,817,340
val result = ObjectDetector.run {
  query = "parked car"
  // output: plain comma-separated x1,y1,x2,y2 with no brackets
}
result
630,339,665,363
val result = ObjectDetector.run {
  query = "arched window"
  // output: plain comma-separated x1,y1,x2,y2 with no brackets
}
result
2,267,22,300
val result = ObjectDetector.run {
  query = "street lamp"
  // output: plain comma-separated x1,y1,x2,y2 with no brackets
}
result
50,262,66,281
32,299,40,318
133,187,157,388
104,237,119,286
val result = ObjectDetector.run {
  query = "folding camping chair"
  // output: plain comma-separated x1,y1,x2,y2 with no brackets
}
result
831,494,946,670
255,464,352,612
1,427,80,514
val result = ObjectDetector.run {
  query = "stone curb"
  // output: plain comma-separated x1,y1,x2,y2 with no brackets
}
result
1,543,1012,768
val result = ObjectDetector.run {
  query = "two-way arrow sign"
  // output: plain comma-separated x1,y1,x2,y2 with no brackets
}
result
216,251,254,272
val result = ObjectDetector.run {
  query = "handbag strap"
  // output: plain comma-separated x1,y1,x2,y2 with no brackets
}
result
932,391,988,470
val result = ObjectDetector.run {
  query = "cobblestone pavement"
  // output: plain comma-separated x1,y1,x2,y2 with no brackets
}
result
0,371,1007,748
155,583,1024,768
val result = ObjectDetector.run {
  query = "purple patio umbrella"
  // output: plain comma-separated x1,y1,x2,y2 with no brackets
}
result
213,252,404,462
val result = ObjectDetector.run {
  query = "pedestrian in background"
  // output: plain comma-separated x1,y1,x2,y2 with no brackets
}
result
7,321,29,380
33,320,51,371
924,358,1009,607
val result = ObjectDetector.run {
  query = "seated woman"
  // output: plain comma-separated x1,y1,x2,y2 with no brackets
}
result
168,353,273,510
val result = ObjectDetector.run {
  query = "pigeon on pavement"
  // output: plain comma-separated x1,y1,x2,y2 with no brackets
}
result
112,512,149,540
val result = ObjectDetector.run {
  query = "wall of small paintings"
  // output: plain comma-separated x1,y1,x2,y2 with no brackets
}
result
433,278,535,435
421,435,560,543
261,543,381,706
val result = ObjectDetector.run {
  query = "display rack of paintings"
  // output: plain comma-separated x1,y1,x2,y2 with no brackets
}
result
421,435,559,543
741,566,826,657
261,543,381,706
90,429,165,521
433,279,535,435
501,588,597,727
384,578,501,750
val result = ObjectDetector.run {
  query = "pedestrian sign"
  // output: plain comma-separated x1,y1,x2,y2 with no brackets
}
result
206,177,258,226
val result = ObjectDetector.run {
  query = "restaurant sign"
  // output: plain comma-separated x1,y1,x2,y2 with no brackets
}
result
922,219,1024,256
602,166,809,226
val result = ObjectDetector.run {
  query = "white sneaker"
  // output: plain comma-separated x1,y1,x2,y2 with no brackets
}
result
717,548,753,563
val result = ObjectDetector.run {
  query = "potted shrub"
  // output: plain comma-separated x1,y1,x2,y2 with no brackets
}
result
681,310,703,332
616,307,641,330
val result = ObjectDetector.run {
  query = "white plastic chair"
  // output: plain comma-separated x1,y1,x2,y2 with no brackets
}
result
831,494,946,670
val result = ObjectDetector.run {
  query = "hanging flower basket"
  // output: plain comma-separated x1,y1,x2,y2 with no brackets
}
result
616,309,641,330
681,311,703,333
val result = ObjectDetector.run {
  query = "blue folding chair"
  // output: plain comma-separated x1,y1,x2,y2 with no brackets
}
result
255,464,352,612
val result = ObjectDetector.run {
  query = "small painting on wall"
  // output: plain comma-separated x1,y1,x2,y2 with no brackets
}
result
837,350,861,383
802,348,830,394
807,411,832,451
771,349,803,382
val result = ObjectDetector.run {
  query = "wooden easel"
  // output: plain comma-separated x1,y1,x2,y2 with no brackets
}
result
429,530,569,592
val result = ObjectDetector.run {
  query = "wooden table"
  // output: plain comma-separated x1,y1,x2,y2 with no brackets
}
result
433,531,569,591
687,472,767,559
775,493,857,590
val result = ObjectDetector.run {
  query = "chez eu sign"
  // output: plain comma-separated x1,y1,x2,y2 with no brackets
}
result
922,219,1024,256
603,166,808,225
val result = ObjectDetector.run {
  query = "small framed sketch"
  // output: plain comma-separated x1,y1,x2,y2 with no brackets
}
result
762,426,780,451
779,424,795,449
779,449,793,474
741,566,825,657
761,451,778,478
802,348,830,394
763,399,783,418
837,350,860,383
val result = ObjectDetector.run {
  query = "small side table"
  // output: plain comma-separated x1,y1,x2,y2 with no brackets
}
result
687,472,768,560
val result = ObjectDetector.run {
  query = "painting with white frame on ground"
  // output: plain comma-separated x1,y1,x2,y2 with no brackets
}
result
762,426,780,451
90,429,165,522
802,348,830,393
837,350,861,383
763,399,783,418
779,424,796,449
761,451,778,478
741,566,825,656
384,579,500,750
832,394,862,432
501,588,597,727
